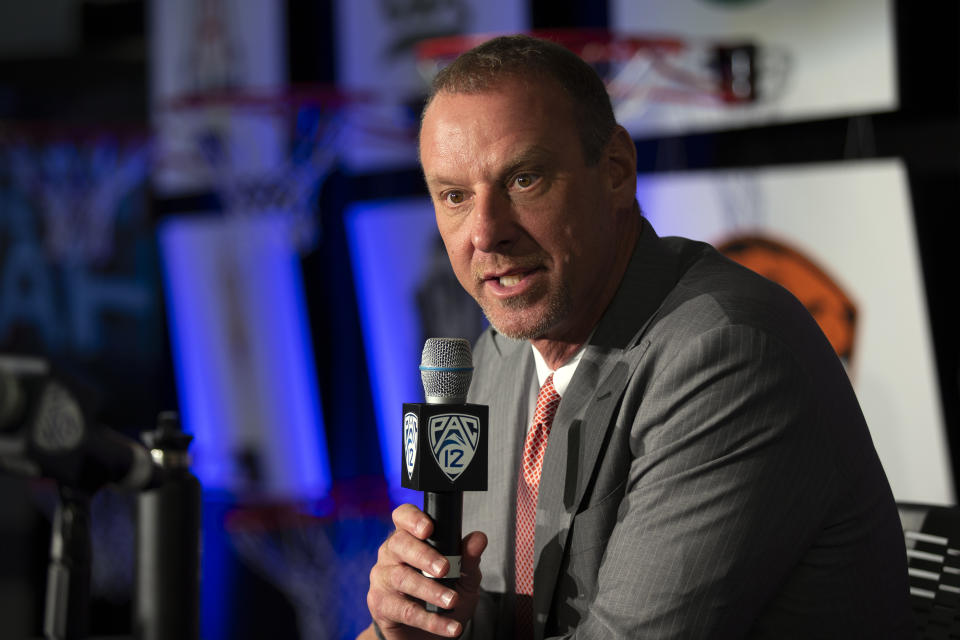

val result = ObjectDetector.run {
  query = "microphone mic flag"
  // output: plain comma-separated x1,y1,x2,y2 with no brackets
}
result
402,338,487,612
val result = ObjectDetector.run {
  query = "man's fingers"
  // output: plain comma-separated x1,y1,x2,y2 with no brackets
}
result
457,531,488,594
375,562,458,609
392,503,433,539
368,588,463,638
383,529,451,578
368,504,488,636
462,531,488,565
366,503,485,637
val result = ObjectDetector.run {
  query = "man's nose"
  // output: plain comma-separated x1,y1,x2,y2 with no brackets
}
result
470,189,516,253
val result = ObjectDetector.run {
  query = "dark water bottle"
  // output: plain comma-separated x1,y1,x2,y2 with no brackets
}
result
134,411,201,640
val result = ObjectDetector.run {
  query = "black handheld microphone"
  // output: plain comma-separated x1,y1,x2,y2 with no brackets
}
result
402,338,487,613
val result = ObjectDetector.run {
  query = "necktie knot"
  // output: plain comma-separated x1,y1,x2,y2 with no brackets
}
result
532,374,561,430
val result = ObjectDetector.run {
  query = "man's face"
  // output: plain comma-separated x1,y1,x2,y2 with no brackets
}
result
419,78,622,342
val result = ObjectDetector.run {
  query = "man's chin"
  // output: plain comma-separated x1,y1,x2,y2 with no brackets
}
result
480,301,557,342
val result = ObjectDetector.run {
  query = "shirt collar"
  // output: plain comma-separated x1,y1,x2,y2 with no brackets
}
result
531,342,587,398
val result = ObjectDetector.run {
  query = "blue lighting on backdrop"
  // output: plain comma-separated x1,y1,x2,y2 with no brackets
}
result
159,214,331,496
345,198,439,506
160,213,333,639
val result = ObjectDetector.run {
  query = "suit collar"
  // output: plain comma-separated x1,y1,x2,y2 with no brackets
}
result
591,217,690,351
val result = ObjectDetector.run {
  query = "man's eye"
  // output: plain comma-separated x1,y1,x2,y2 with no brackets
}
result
444,191,465,205
513,173,538,189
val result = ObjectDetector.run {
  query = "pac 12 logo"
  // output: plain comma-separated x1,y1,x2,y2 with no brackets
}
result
404,412,418,480
428,413,480,482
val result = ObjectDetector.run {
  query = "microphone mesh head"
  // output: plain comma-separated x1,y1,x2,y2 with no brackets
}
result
420,338,473,402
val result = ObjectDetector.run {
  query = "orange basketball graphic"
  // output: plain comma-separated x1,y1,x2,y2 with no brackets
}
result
718,235,857,362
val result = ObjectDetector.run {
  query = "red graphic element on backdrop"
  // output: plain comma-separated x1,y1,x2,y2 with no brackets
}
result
717,235,858,363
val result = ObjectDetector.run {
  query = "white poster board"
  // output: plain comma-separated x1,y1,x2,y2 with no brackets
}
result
639,159,951,504
334,0,527,171
149,0,287,195
610,0,897,137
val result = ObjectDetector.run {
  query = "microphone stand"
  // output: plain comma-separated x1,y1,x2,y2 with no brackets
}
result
34,411,200,640
0,362,200,639
43,485,92,640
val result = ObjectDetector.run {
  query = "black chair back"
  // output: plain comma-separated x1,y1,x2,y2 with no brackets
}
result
899,502,960,639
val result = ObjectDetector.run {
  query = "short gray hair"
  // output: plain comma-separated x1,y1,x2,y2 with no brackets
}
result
423,34,617,165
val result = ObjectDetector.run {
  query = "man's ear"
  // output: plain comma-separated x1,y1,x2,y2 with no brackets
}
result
605,125,638,207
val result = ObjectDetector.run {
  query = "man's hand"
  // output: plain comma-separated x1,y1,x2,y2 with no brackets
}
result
363,503,487,639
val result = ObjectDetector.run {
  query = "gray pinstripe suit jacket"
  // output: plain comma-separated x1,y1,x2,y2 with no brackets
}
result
462,219,913,639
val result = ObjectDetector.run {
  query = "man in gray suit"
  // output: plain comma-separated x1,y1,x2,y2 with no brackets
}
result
362,35,913,639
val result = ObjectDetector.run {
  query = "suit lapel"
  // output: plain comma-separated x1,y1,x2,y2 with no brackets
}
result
468,333,536,598
531,343,637,637
529,220,699,636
